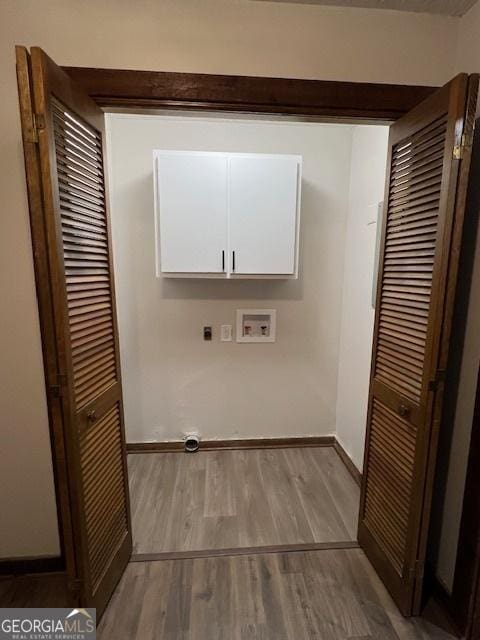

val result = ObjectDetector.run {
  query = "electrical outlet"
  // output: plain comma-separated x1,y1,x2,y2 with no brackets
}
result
221,324,233,342
203,326,212,341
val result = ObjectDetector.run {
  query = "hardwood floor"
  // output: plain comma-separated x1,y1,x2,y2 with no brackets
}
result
0,573,70,607
128,447,360,554
98,549,456,640
0,448,456,639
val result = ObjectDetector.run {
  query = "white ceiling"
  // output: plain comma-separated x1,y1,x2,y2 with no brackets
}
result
252,0,478,16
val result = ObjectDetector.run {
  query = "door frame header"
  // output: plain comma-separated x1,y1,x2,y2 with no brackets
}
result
62,66,437,122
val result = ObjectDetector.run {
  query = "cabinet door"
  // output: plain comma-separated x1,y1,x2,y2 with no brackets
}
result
229,156,300,275
156,153,227,274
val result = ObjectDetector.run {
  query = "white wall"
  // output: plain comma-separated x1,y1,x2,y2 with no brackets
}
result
335,126,389,471
432,0,480,591
107,114,354,442
0,0,463,558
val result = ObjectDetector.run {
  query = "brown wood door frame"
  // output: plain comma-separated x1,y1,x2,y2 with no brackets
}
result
459,366,480,639
16,46,479,621
61,66,437,123
440,365,480,639
441,96,480,637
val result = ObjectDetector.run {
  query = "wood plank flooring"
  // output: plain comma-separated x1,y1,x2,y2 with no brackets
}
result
98,549,456,640
128,447,360,554
0,446,455,640
0,573,70,608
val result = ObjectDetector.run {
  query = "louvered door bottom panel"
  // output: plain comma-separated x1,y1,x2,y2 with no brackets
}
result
79,403,128,592
363,399,417,575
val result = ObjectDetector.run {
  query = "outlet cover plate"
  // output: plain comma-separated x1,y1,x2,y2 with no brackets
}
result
221,324,233,342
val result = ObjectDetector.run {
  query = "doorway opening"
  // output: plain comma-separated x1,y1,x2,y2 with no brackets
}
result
105,111,388,558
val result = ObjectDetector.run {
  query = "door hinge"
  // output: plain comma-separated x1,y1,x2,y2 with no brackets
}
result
453,133,473,160
428,368,446,392
27,113,46,144
408,560,425,583
34,113,46,133
67,577,83,601
49,373,66,398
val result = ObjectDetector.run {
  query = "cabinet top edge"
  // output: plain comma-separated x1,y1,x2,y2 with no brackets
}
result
152,149,303,163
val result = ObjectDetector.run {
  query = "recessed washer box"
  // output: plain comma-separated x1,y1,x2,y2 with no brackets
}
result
236,309,276,343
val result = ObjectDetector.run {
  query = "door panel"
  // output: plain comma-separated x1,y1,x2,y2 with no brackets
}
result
17,46,132,617
359,73,478,615
15,45,78,586
229,155,300,275
156,152,228,274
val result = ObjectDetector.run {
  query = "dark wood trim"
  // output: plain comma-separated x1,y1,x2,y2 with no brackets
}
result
131,541,359,563
429,571,451,608
434,93,480,639
62,66,437,122
127,441,186,453
424,563,463,638
451,366,480,639
126,436,335,453
412,74,479,615
0,555,64,577
333,439,362,487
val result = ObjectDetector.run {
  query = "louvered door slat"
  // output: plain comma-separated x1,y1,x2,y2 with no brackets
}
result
55,146,103,182
79,404,127,591
391,174,442,196
24,47,132,617
388,214,438,230
392,156,444,185
373,109,446,403
359,73,478,616
364,398,416,575
60,193,105,215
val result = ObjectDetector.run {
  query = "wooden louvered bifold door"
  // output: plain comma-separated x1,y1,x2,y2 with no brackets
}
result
26,47,132,617
359,73,478,616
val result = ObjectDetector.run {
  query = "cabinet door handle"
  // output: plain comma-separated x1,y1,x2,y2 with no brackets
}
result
232,250,236,273
222,250,225,272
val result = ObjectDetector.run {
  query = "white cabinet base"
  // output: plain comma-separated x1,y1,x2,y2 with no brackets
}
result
161,272,296,280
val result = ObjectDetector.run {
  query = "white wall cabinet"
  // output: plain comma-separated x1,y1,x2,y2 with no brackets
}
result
154,151,301,278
